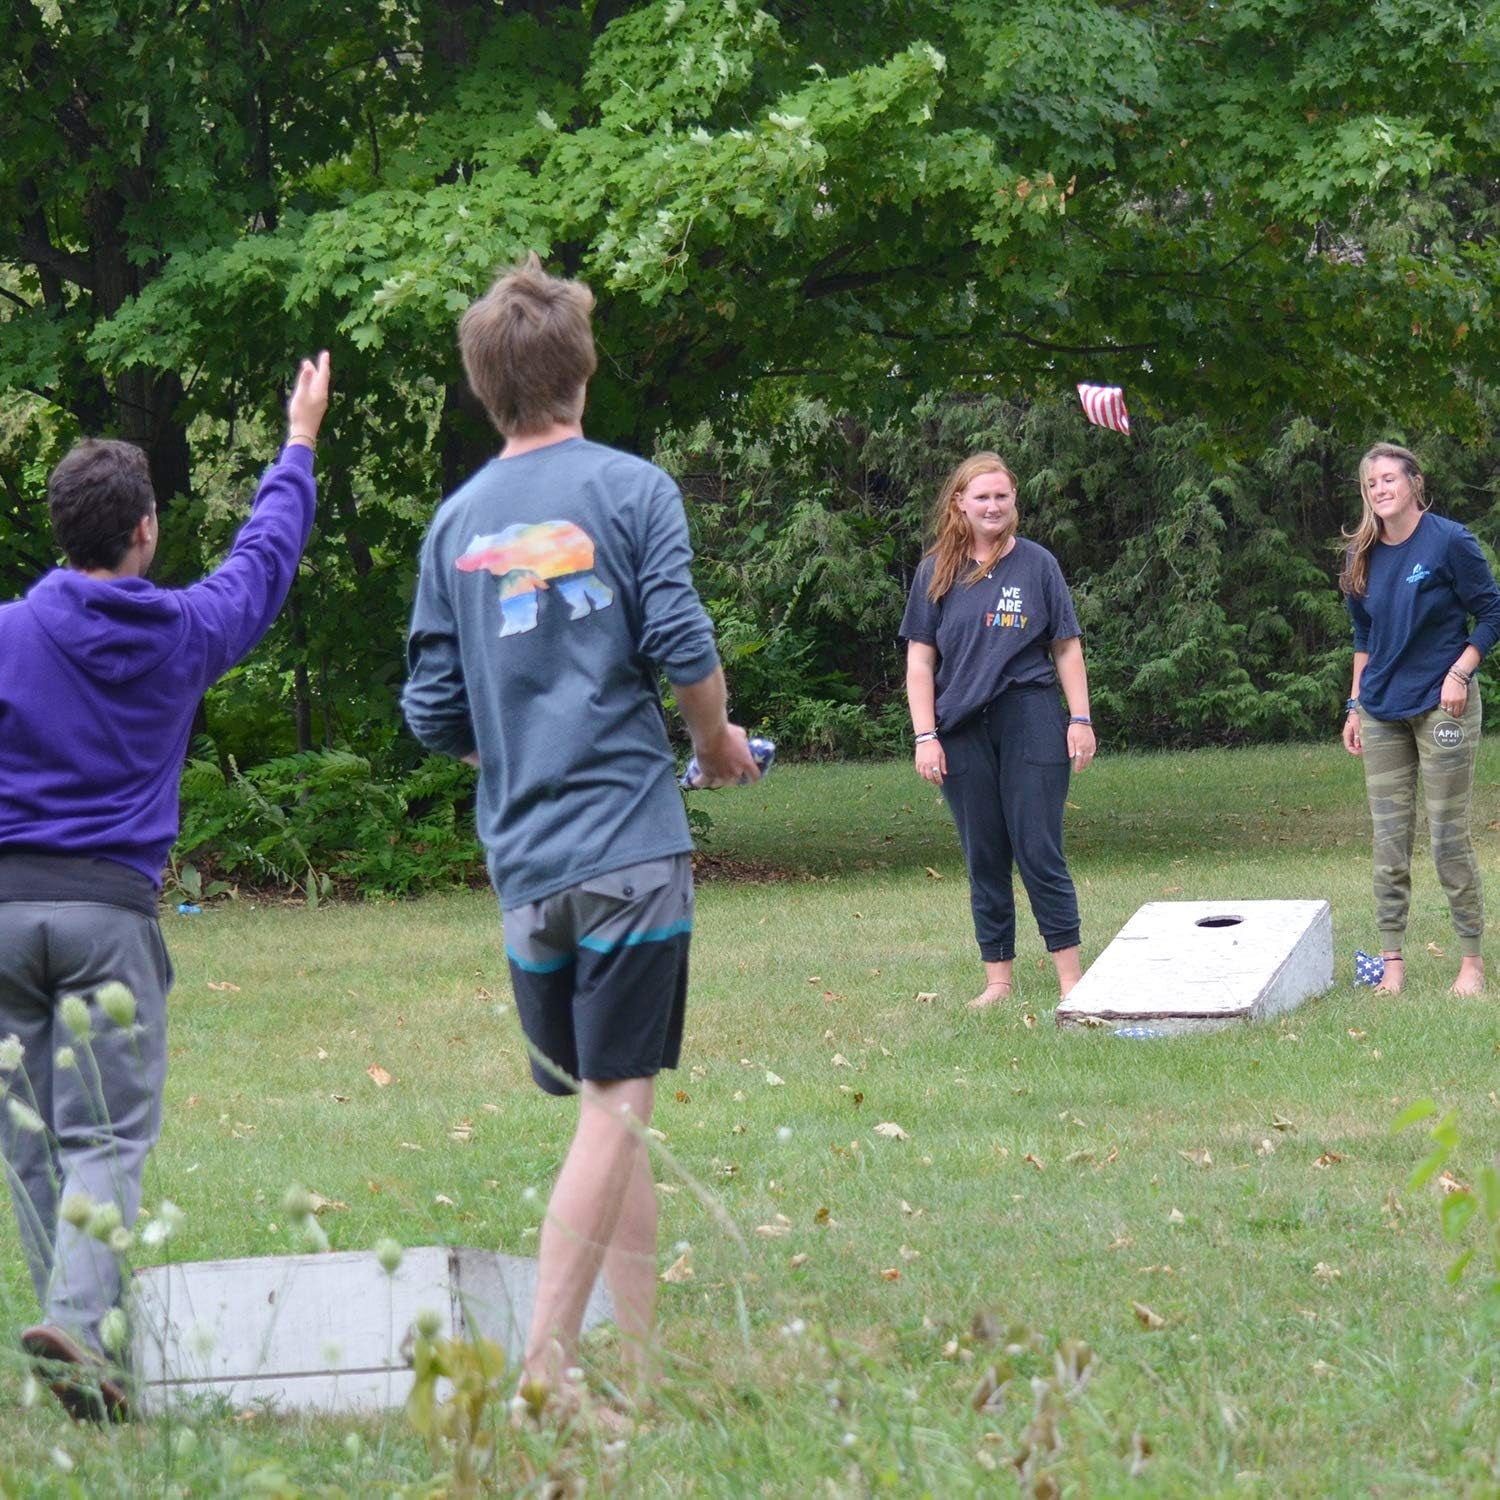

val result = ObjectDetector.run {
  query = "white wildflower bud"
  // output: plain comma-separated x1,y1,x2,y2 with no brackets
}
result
6,1098,45,1135
108,1226,133,1255
343,1432,361,1459
414,1307,443,1339
282,1183,314,1221
59,994,91,1038
86,1202,123,1241
0,1034,24,1072
299,1217,330,1254
174,1429,197,1459
96,983,137,1029
20,1373,40,1407
374,1237,403,1276
99,1308,128,1353
59,1192,93,1228
50,1447,74,1473
54,1046,76,1070
141,1198,184,1247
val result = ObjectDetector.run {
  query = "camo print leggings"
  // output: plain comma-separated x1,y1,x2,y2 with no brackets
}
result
1359,687,1483,957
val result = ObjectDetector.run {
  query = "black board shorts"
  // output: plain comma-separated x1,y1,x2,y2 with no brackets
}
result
501,855,692,1096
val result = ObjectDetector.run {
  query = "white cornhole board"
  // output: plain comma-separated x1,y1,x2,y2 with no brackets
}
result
1055,899,1333,1032
131,1246,613,1414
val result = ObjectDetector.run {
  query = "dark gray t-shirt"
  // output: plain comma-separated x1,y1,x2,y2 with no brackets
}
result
402,438,720,908
899,538,1081,732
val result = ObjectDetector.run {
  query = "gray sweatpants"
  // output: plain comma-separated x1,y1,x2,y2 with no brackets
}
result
0,902,171,1354
1359,688,1484,957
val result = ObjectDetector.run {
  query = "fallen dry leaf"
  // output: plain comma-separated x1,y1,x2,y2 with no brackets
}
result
874,1121,910,1141
1437,1169,1470,1195
1312,1152,1343,1169
398,1141,423,1152
924,867,943,880
660,1251,694,1284
1065,1149,1095,1165
448,1121,475,1144
1383,1188,1403,1218
1311,1262,1341,1282
1271,1115,1296,1132
433,1194,455,1207
1179,1149,1213,1168
367,1064,393,1088
899,1243,921,1262
764,1071,785,1087
1167,1207,1185,1223
914,991,938,1004
316,1048,329,1060
207,981,241,993
1346,1029,1367,1042
900,1200,924,1217
1023,1152,1045,1171
1311,1359,1335,1376
307,1192,348,1214
1425,941,1445,957
1255,1138,1276,1156
831,1054,851,1068
755,1222,792,1238
879,1267,901,1281
1108,1236,1134,1251
1022,1013,1038,1029
1132,1301,1166,1330
329,1092,350,1104
789,1252,809,1269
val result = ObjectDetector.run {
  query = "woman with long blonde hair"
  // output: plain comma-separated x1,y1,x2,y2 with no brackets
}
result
900,452,1096,1007
1340,441,1500,995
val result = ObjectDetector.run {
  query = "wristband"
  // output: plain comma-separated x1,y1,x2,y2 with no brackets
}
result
914,731,939,744
1068,716,1092,725
1345,698,1359,713
288,432,318,449
1447,668,1471,685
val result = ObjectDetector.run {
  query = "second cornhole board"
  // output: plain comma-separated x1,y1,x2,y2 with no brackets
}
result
132,1245,612,1413
1055,899,1333,1032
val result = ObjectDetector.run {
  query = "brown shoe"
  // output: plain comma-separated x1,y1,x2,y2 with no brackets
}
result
21,1324,130,1423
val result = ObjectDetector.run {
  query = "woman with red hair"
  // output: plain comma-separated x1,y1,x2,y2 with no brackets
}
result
901,452,1096,1008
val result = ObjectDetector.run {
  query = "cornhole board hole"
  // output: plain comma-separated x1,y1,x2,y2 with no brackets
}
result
1055,899,1333,1033
131,1246,613,1414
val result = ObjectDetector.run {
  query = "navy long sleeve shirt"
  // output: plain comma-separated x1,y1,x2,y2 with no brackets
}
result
1348,513,1500,720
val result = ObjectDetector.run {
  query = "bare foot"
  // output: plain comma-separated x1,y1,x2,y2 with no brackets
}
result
967,981,1012,1011
1372,953,1404,995
1451,957,1485,996
511,1376,634,1439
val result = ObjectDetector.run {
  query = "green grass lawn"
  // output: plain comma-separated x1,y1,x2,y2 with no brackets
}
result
1,742,1496,1497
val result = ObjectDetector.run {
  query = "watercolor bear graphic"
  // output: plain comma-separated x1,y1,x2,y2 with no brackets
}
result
456,520,615,637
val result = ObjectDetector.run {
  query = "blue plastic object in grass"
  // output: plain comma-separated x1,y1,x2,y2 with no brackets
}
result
681,737,775,790
176,903,202,915
1113,1026,1169,1040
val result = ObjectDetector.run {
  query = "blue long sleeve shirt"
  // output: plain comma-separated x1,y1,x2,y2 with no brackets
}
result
1348,513,1500,721
402,438,720,909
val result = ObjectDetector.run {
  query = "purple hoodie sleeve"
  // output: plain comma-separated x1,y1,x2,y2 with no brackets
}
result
181,444,317,685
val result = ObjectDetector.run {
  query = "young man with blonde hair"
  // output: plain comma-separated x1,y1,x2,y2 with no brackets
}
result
403,255,757,1417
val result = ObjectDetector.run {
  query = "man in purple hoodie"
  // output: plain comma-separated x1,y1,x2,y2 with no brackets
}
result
0,353,330,1420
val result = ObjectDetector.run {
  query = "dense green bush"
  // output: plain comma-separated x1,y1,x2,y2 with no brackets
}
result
174,745,483,900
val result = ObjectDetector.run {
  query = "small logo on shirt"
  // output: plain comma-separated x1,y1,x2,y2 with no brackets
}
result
984,585,1028,631
1404,562,1431,584
1433,720,1464,750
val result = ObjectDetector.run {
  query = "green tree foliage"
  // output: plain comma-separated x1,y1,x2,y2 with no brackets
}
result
1,0,1497,778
